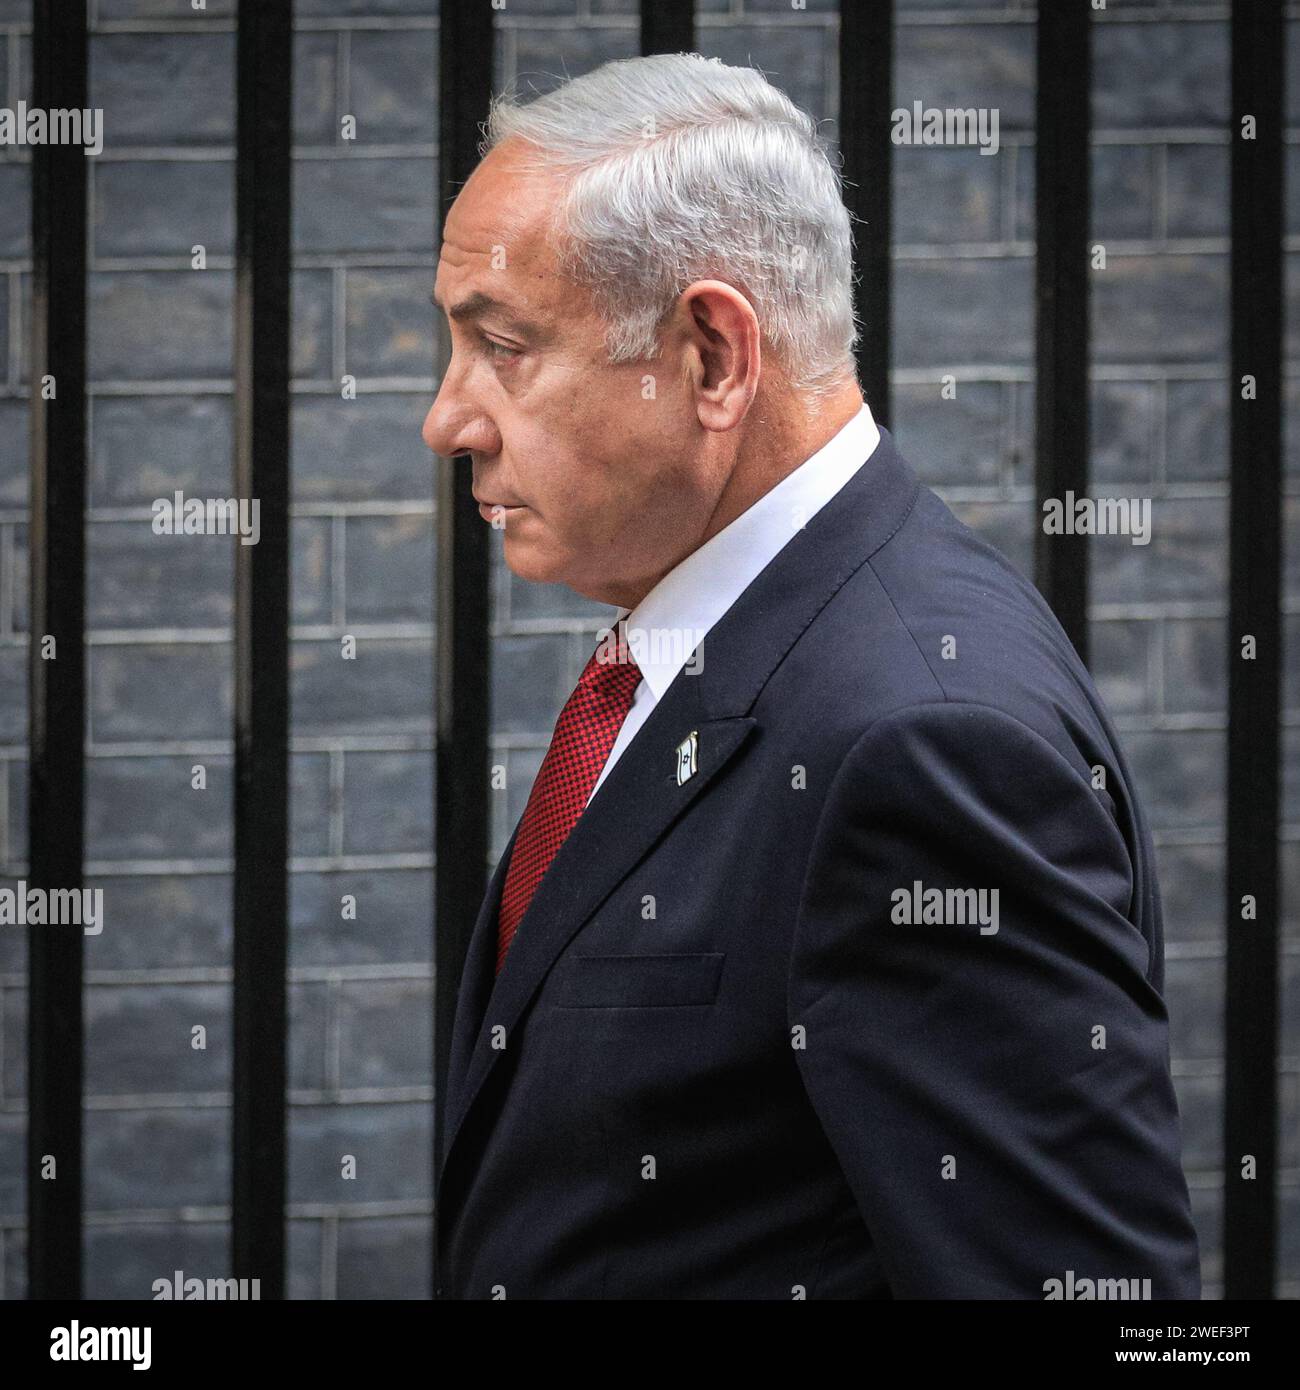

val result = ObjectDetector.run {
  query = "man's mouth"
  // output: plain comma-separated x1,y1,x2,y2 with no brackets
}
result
475,499,527,521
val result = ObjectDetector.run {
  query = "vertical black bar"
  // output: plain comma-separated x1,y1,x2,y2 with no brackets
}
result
232,0,292,1297
839,0,893,427
27,0,88,1303
641,0,693,56
433,0,494,1294
1224,0,1283,1302
1034,1,1091,665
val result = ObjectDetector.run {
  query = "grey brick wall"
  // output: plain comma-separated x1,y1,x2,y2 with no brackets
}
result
0,0,1295,1300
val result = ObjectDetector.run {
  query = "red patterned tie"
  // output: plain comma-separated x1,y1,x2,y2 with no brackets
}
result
496,623,643,973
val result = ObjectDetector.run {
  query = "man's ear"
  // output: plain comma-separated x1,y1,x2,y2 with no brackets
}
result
679,280,760,431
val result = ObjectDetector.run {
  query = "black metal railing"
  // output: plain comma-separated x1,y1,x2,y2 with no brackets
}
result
432,0,495,1301
841,0,893,430
26,0,88,1305
230,0,293,1300
1033,1,1091,665
1224,0,1283,1304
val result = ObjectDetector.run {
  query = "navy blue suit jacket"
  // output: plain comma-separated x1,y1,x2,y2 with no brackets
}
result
434,425,1202,1300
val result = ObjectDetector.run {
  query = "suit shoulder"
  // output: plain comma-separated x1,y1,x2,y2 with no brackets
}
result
796,480,1117,772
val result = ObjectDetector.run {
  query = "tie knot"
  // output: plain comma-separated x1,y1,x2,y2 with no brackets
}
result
578,624,642,702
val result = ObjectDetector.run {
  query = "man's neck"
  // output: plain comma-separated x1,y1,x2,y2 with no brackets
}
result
608,379,867,612
697,379,865,549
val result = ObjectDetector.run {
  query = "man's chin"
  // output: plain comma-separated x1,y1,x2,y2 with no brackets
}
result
501,536,566,588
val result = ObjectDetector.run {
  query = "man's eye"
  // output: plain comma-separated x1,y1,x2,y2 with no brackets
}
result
483,336,521,360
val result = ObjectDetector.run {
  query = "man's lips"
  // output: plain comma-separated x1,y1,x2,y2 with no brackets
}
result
476,499,527,521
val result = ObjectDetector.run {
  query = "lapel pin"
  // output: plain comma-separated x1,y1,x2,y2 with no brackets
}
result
675,730,699,786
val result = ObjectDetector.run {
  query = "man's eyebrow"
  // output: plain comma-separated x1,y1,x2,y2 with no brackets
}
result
429,288,539,337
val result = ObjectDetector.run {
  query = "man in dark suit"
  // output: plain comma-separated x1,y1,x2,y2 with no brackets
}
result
424,53,1201,1299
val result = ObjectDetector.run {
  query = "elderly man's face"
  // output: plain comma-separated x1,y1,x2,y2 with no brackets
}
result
422,140,721,606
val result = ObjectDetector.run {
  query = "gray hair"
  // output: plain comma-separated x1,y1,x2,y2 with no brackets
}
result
480,52,860,398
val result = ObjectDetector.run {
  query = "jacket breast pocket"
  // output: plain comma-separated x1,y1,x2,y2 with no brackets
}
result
551,952,725,1009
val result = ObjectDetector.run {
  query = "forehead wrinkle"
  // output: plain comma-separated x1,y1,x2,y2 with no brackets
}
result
433,154,605,348
443,163,551,265
436,207,552,315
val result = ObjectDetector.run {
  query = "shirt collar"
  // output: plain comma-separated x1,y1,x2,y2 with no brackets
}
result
613,400,881,701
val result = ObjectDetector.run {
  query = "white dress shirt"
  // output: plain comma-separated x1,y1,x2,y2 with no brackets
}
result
585,400,882,806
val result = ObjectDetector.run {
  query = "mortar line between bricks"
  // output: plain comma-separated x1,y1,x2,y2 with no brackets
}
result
0,738,431,760
92,256,235,273
5,143,444,162
329,747,346,860
332,264,346,384
0,1086,435,1111
1000,380,1017,491
2,252,441,273
0,502,438,522
5,26,18,136
96,18,440,33
323,1213,338,1301
0,616,629,639
0,523,11,639
326,975,342,1098
0,376,439,394
1165,942,1237,961
1167,945,1300,965
337,25,351,149
6,268,18,392
999,141,1016,246
0,1202,436,1231
501,21,517,110
821,7,835,127
1153,142,1171,246
1111,712,1235,734
0,622,436,643
295,141,438,161
1154,375,1170,485
1152,610,1168,718
332,512,348,628
0,852,436,875
0,965,434,988
67,736,439,755
1179,824,1300,846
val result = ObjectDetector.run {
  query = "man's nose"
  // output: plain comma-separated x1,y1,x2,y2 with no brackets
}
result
421,372,497,459
421,382,461,457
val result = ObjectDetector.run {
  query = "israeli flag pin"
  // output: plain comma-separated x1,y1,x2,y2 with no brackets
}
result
675,730,699,786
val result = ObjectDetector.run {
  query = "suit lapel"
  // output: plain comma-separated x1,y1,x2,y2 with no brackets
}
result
438,657,758,1179
437,426,921,1197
